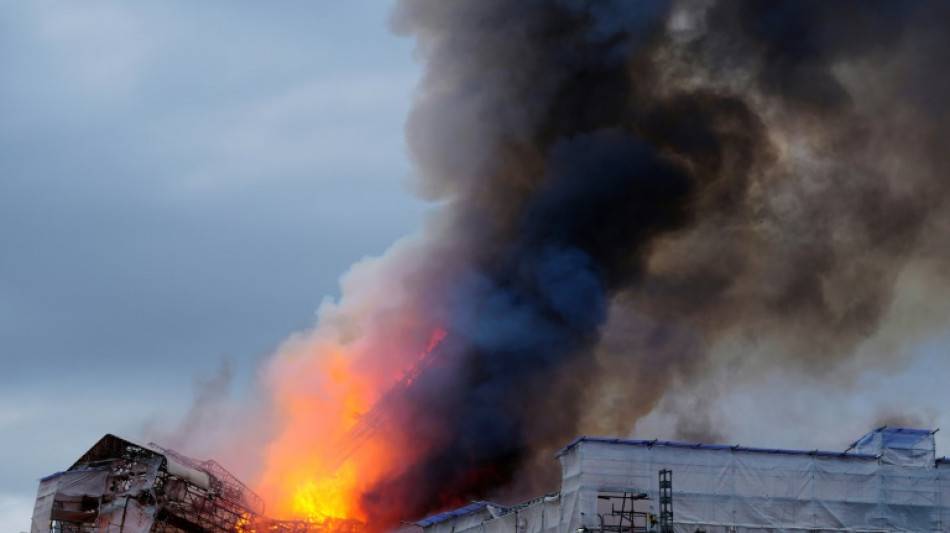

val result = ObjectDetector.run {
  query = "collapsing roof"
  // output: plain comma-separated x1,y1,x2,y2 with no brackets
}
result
31,434,359,533
416,427,947,533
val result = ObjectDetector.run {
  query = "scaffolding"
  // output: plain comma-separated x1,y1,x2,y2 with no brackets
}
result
657,470,672,533
30,434,362,533
596,492,651,533
414,427,950,533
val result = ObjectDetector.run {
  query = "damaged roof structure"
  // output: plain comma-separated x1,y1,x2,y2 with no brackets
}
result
413,427,950,533
30,434,358,533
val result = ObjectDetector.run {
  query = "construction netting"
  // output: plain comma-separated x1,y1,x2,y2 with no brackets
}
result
850,427,936,467
559,428,946,533
32,455,164,533
31,434,360,533
31,434,262,533
418,428,948,533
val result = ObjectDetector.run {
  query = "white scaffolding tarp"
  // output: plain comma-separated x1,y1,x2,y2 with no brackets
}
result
31,454,164,533
419,428,948,533
31,468,110,533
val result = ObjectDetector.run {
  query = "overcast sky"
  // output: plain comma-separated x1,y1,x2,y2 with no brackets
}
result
0,2,424,529
5,3,950,532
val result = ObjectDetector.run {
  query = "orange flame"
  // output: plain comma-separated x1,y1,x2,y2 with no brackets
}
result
256,327,447,526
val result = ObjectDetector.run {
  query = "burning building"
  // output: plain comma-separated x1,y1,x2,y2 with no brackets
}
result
32,2,950,533
29,434,359,533
413,427,948,533
36,427,948,533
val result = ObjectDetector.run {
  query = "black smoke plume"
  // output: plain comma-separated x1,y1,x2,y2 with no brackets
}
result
263,1,950,530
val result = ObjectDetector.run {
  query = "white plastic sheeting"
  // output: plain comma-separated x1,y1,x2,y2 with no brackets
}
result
164,458,211,490
418,428,948,533
562,438,947,532
30,469,110,533
850,427,936,467
30,475,60,533
31,433,272,533
31,455,164,533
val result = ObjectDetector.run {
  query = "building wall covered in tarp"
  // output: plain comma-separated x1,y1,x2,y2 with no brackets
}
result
562,438,946,532
418,428,948,533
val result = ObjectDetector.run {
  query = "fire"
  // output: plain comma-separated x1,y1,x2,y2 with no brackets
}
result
292,463,358,520
255,324,447,527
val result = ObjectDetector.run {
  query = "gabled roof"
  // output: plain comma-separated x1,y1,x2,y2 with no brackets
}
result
70,433,164,469
70,433,211,489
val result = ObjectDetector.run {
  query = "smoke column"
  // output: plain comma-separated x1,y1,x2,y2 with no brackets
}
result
245,1,950,531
